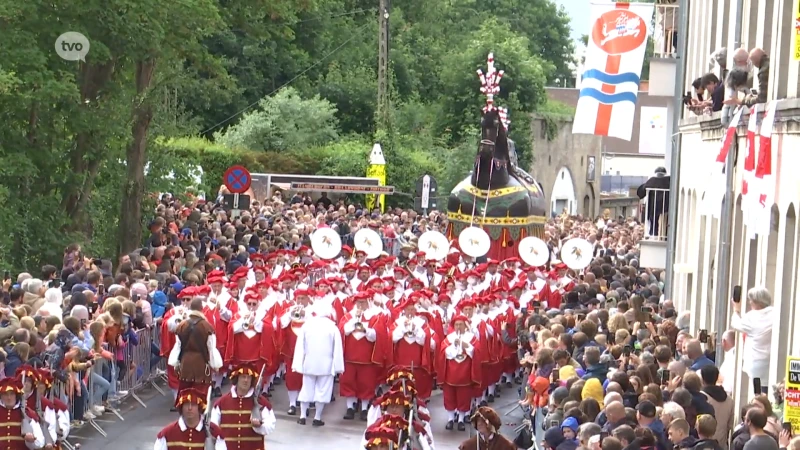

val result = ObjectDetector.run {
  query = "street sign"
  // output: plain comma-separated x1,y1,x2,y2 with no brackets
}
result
223,165,252,194
290,182,395,195
222,194,250,211
415,174,438,210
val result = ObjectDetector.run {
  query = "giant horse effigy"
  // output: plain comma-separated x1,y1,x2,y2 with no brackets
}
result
446,54,548,260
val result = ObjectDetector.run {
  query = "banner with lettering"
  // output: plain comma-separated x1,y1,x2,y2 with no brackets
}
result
573,1,654,141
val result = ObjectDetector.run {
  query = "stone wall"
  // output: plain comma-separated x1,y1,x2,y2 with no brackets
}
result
529,115,603,218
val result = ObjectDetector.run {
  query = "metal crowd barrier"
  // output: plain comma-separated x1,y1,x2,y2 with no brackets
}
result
50,319,168,448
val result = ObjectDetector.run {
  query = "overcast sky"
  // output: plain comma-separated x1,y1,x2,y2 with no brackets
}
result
553,0,590,49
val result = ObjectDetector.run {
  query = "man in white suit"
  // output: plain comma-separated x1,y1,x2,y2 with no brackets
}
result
292,312,345,427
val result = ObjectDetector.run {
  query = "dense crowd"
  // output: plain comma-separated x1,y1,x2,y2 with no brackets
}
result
0,188,788,450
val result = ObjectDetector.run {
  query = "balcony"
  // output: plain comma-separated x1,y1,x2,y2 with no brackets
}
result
648,3,679,97
639,187,669,269
653,3,679,59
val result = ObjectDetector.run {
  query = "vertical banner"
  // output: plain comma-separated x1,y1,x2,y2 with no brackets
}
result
365,143,386,213
785,357,800,433
573,1,654,141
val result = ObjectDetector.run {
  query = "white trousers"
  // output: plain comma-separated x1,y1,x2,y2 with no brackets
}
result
298,374,334,404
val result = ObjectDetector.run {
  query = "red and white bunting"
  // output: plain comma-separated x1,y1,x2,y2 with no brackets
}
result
754,102,777,236
741,107,758,235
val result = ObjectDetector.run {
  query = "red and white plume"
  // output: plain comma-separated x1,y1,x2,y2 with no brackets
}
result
477,53,510,130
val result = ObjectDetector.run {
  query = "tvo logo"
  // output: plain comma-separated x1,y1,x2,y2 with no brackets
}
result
55,32,90,61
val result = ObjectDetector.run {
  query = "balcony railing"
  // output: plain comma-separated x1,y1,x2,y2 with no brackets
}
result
653,4,679,59
640,188,669,241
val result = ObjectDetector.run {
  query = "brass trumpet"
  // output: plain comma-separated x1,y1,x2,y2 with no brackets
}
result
175,310,188,324
291,305,306,320
454,332,467,362
354,310,365,332
242,313,254,330
404,317,416,338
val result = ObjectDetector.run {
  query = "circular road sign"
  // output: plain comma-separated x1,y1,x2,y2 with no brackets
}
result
223,165,252,194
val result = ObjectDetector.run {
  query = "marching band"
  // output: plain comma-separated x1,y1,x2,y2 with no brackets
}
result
150,225,589,450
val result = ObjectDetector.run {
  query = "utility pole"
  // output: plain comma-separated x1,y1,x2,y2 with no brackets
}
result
664,0,689,298
377,0,391,130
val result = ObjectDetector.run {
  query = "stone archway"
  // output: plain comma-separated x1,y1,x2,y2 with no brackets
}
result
551,166,576,217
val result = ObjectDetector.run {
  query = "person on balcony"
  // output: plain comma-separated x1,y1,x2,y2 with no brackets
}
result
724,48,769,108
700,73,725,112
636,167,670,238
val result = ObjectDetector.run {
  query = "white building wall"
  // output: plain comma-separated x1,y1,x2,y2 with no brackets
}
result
551,167,576,215
674,101,800,420
601,154,666,177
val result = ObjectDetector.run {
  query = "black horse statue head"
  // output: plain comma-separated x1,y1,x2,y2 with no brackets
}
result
473,108,510,190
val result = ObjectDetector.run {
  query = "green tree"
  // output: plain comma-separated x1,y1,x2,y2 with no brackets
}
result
437,18,548,168
215,87,340,152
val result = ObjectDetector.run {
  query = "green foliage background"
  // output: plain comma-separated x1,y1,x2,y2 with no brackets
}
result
0,0,580,272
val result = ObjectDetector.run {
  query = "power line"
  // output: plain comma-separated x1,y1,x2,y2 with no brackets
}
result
199,21,372,136
290,8,375,25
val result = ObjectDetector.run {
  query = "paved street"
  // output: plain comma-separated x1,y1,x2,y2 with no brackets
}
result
72,377,527,449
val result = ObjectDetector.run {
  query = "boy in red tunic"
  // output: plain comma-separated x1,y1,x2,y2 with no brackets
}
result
0,377,44,449
155,387,226,450
362,423,400,450
210,363,275,450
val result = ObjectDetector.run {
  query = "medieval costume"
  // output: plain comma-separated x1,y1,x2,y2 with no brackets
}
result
0,377,45,449
155,388,226,450
339,293,387,421
389,296,435,401
363,423,400,450
18,365,58,446
436,315,481,431
291,312,345,426
168,306,223,392
37,369,70,444
225,292,268,374
210,363,276,450
458,407,516,450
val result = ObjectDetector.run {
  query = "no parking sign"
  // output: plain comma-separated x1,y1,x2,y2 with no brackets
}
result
223,165,252,194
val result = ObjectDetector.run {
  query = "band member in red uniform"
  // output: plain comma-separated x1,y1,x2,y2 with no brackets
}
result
279,289,311,416
169,298,223,392
210,363,276,449
437,315,481,431
339,293,387,421
0,377,44,448
225,292,267,374
389,295,435,402
155,388,226,450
